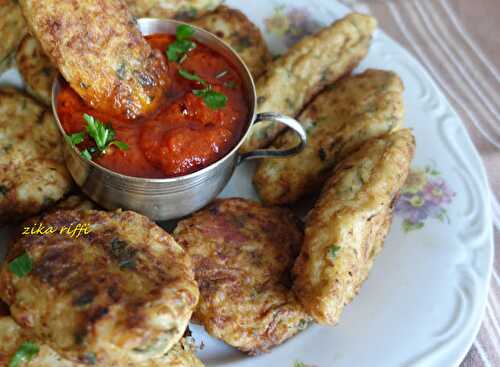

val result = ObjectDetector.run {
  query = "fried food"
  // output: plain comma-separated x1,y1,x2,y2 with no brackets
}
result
52,194,96,212
18,0,169,119
0,0,27,74
293,129,416,325
126,0,223,19
0,88,72,224
16,35,56,106
241,13,377,152
174,198,311,354
254,69,404,205
0,209,199,365
192,6,272,78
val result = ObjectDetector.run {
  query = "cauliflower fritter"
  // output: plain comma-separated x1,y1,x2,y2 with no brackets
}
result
126,0,222,19
241,13,377,152
254,69,404,205
174,198,310,354
0,88,72,224
18,0,169,118
16,35,56,106
52,194,97,212
192,6,272,78
0,0,27,74
0,210,199,365
293,129,416,325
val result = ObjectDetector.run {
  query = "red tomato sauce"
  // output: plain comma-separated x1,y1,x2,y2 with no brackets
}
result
57,33,249,178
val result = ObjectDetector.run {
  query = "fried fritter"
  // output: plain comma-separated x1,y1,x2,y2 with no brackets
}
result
241,13,377,152
16,35,56,106
126,0,222,19
192,6,272,78
19,0,169,119
0,0,27,74
254,69,404,205
0,88,72,224
52,194,97,212
0,210,199,365
292,129,415,325
174,198,311,354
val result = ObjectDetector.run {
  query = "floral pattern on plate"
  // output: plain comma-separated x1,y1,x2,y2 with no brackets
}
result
264,4,323,47
395,164,456,232
294,361,318,367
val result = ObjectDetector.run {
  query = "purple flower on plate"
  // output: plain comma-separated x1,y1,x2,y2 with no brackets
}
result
395,165,455,232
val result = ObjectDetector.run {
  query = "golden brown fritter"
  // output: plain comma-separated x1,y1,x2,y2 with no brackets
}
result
18,0,169,119
0,209,199,365
254,69,405,205
241,13,377,152
174,198,311,355
0,88,72,224
16,35,56,106
52,194,97,212
0,0,27,74
192,6,272,78
126,0,222,19
292,129,415,325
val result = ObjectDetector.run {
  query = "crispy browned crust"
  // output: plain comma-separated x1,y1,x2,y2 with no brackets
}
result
192,6,272,78
0,0,27,74
174,198,311,354
241,13,377,152
254,69,405,205
127,0,223,19
0,209,199,365
293,129,416,325
0,88,72,224
16,35,56,106
18,0,169,118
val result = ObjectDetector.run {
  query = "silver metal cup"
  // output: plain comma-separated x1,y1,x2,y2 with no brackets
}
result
51,18,307,220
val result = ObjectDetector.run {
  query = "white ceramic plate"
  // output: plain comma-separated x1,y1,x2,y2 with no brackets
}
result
0,1,494,367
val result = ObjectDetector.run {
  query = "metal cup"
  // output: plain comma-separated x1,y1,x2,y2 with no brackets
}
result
51,18,307,220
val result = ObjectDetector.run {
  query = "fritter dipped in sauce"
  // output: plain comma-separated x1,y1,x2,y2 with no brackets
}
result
57,26,249,178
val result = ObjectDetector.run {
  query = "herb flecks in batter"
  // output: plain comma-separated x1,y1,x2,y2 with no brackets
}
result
329,245,340,260
9,341,39,367
8,252,33,277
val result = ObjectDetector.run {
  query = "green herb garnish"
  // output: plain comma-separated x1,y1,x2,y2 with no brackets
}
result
167,25,197,62
193,86,227,110
329,245,341,260
83,114,128,157
81,149,92,160
65,132,85,146
8,252,32,277
9,341,39,367
178,69,206,85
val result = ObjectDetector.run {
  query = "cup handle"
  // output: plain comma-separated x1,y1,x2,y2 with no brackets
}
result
239,112,307,163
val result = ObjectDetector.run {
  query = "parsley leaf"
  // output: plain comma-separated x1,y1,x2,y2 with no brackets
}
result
65,132,85,146
176,24,195,40
329,245,341,260
9,341,39,367
193,86,228,110
109,141,129,151
8,252,32,277
81,149,92,160
179,69,207,85
83,114,127,156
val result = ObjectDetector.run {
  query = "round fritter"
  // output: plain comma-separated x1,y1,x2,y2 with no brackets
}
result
19,0,169,119
127,0,222,19
254,69,404,205
293,129,416,325
0,0,27,74
0,209,199,365
52,194,97,212
192,6,272,78
16,35,56,106
0,88,72,224
174,198,311,354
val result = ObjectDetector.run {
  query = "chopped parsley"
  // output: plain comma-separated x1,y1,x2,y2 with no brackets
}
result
167,24,197,62
65,131,85,146
329,245,341,260
8,252,32,277
178,69,227,110
178,69,207,85
9,341,39,367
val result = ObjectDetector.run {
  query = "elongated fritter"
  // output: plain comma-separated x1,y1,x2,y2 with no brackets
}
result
0,0,27,74
241,13,377,152
0,210,199,365
16,35,56,106
254,69,404,205
0,313,204,367
293,129,415,325
126,0,222,19
174,198,311,354
192,6,272,78
0,88,72,224
19,0,169,118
